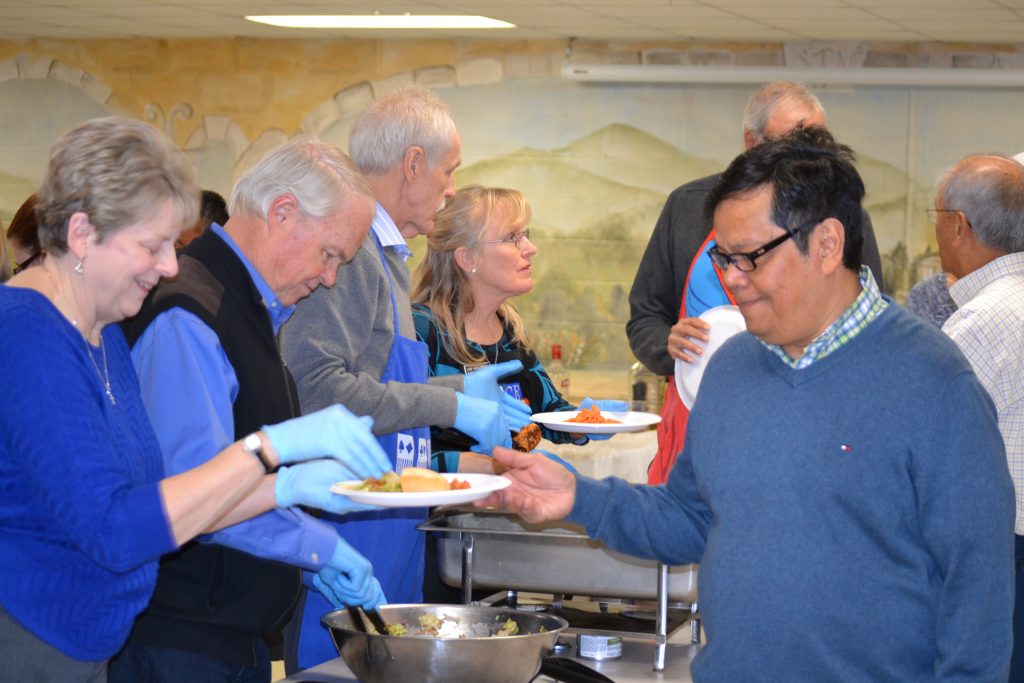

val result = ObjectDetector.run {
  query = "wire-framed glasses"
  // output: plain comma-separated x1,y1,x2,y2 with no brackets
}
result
926,208,973,230
926,208,959,222
481,228,531,249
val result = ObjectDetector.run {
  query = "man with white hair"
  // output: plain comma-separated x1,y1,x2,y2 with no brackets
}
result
280,85,530,671
113,137,383,682
629,80,884,484
932,153,1024,679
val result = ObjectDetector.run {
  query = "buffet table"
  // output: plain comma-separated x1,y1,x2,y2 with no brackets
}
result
541,428,657,483
279,635,699,682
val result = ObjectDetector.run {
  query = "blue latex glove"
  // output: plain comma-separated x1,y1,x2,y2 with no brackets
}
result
312,539,386,609
464,359,524,404
577,398,630,441
262,404,390,477
275,460,380,515
579,397,630,413
464,360,532,429
453,392,512,453
536,448,579,477
499,391,532,432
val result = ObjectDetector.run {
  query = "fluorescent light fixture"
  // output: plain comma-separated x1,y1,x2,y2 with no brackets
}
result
562,64,1024,89
246,15,515,30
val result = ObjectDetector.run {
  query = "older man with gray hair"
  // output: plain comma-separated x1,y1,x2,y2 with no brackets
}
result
932,153,1024,679
280,85,530,672
113,136,385,683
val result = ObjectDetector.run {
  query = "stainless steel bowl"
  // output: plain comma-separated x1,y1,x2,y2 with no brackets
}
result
322,604,568,683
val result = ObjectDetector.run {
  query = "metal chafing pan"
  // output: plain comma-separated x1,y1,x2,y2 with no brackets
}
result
419,508,698,602
419,508,701,672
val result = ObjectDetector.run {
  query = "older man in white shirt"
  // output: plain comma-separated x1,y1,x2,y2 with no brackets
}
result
933,152,1024,679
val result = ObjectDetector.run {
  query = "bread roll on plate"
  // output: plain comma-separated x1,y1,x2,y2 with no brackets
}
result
400,467,450,492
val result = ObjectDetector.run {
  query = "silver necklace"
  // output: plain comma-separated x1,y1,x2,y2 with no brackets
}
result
83,334,116,407
44,265,116,406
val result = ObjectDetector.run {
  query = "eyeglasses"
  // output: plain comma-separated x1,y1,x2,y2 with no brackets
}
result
926,208,964,222
481,228,531,249
707,231,793,272
926,208,973,230
12,251,42,275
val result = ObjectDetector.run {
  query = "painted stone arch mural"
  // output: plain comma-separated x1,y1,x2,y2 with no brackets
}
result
0,54,115,220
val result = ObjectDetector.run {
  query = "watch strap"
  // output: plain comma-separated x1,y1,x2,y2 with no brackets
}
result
243,432,276,473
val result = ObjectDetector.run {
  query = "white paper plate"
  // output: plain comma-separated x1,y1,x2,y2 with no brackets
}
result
329,473,510,508
531,410,661,434
675,305,746,409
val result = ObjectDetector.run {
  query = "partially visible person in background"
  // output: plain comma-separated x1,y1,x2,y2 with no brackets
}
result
0,220,12,282
0,116,390,683
176,189,228,248
903,271,958,328
930,153,1024,680
7,193,44,274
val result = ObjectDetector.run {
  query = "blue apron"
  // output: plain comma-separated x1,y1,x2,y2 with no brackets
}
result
293,234,431,670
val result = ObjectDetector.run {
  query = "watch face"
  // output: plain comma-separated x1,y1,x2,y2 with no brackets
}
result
243,433,273,472
244,433,262,452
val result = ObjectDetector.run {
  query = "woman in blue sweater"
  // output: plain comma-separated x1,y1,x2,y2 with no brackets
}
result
0,118,390,682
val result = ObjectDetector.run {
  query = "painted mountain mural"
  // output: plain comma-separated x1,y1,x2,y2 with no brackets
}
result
410,123,917,370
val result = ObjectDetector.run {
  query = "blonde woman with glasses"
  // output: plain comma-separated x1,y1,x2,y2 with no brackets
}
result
411,185,625,476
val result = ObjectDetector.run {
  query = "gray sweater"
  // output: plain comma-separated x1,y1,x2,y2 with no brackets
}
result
280,234,461,435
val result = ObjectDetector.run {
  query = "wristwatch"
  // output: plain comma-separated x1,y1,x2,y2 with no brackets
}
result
242,432,276,473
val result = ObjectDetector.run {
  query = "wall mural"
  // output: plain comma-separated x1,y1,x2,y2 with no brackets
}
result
3,64,1024,389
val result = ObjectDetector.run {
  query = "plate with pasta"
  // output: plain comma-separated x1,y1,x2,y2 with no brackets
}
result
530,407,661,434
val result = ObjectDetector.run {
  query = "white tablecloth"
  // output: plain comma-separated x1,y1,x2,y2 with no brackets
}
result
538,428,657,483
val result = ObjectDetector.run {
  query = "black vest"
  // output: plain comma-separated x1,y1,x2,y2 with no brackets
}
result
122,229,302,665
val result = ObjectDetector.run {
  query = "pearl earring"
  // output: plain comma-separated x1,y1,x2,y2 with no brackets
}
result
470,267,477,274
74,260,84,275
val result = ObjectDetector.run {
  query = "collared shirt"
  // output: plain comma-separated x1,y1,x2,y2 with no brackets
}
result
943,251,1024,534
130,224,337,571
371,202,412,261
765,265,888,369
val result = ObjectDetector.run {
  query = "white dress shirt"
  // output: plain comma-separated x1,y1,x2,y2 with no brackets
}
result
944,251,1024,534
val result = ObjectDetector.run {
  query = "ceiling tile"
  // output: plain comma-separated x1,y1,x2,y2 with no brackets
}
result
0,0,1021,42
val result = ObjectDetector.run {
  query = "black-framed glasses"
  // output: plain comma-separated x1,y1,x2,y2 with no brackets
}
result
12,251,42,275
481,228,531,249
707,231,793,272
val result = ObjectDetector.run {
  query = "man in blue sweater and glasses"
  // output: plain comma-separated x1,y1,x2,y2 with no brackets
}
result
480,126,1016,682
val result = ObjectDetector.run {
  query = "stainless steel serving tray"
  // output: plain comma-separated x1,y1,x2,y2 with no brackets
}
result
420,509,698,602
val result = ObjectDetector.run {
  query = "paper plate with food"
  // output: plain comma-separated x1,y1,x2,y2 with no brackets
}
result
530,405,661,435
330,467,510,507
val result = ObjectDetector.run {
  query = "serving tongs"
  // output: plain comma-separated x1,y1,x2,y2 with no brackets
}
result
349,605,389,635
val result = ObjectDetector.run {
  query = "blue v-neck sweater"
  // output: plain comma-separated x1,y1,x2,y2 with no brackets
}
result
571,303,1015,682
